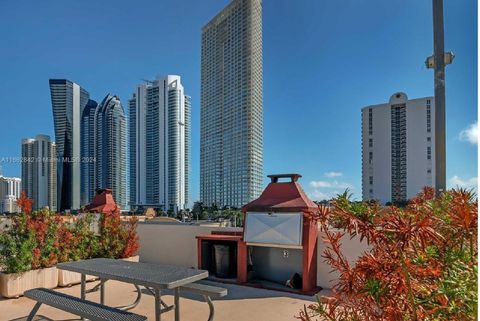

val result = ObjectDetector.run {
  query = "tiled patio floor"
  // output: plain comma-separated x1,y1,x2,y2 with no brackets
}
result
2,280,320,321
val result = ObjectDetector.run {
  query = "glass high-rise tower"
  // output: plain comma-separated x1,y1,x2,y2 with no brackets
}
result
129,76,190,212
95,94,127,209
49,79,89,211
80,95,127,209
80,99,98,206
200,0,264,208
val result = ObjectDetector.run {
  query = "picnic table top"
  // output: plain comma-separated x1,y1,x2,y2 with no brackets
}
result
58,258,208,289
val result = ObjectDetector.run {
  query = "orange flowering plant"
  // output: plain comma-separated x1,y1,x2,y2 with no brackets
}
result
98,208,139,259
0,194,140,273
298,187,477,321
0,192,62,272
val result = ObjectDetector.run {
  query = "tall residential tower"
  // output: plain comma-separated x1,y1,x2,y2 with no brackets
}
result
129,76,190,212
362,92,437,204
21,135,57,211
200,0,263,208
49,79,89,211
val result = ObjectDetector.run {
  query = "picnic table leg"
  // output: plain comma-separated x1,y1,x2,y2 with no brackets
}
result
174,287,180,321
155,288,161,321
81,274,86,321
81,274,86,299
100,279,105,305
27,302,42,321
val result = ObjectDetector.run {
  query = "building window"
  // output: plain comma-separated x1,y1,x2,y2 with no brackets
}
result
427,137,431,142
427,146,431,160
369,138,373,147
369,176,373,185
427,169,431,173
369,151,373,164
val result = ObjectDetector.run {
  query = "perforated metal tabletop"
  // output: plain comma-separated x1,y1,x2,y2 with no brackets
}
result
58,258,208,289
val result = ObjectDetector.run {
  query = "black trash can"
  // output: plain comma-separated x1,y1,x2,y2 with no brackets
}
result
213,244,230,278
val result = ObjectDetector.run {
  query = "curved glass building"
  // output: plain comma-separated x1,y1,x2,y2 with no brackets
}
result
94,94,127,209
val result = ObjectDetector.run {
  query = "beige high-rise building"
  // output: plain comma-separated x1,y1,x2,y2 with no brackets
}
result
21,135,57,211
362,92,437,204
200,0,264,208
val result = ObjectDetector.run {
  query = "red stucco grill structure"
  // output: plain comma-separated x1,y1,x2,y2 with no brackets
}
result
83,188,118,214
241,174,320,293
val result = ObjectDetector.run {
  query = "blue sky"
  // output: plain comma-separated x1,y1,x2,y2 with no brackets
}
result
0,0,477,202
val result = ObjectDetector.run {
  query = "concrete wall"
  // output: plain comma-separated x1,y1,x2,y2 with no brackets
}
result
137,222,242,268
316,229,370,289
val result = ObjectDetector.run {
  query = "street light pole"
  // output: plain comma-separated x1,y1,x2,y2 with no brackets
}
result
426,0,455,194
433,0,446,194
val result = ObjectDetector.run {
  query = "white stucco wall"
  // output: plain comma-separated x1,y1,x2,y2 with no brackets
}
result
137,222,242,268
316,228,371,289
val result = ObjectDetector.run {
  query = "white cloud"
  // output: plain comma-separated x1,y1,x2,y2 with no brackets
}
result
308,190,330,201
308,177,354,201
449,176,478,189
324,171,343,178
459,122,478,145
310,181,331,188
310,180,353,189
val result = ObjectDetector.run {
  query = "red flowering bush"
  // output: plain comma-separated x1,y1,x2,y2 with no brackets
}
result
98,208,139,259
121,216,140,259
57,214,100,262
0,194,139,274
298,187,477,321
27,209,62,269
0,193,62,272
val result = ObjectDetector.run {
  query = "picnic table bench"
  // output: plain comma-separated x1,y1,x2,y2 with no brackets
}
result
25,288,146,321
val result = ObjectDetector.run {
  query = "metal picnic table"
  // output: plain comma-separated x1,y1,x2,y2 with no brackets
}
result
57,258,209,321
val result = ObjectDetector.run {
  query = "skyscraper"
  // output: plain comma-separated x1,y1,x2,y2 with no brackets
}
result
94,94,127,209
49,79,89,211
129,76,190,212
80,96,127,209
80,99,98,206
0,176,21,213
200,0,264,208
21,135,57,211
362,92,437,204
